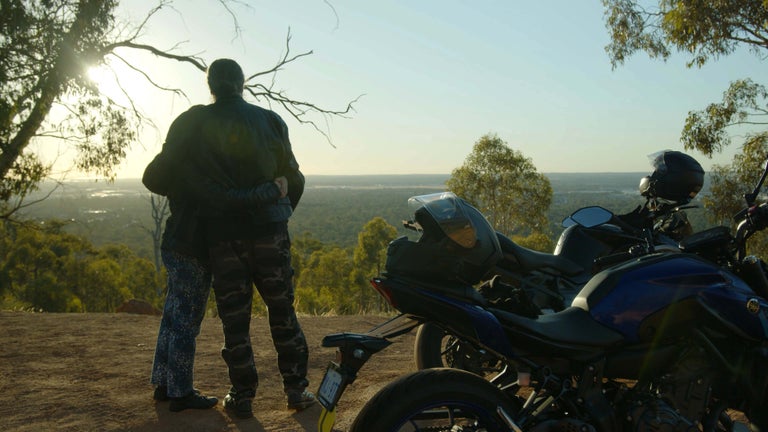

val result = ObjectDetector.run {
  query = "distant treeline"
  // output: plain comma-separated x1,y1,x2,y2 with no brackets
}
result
17,173,713,260
2,173,716,315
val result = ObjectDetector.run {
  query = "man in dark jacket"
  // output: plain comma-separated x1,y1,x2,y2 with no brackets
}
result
153,58,313,419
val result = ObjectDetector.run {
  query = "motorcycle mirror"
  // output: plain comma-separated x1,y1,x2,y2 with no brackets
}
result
569,206,614,228
561,216,576,228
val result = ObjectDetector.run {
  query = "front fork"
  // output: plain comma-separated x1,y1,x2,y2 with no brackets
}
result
317,314,421,431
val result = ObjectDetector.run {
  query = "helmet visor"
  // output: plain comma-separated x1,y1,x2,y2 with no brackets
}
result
408,192,477,248
648,149,672,174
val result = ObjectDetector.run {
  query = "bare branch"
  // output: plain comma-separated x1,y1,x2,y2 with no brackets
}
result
0,178,61,220
106,41,208,72
127,0,172,40
238,28,363,146
110,51,189,101
215,0,252,42
246,83,362,147
245,29,314,82
323,0,340,31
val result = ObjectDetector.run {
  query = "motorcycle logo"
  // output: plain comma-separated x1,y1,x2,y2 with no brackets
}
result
747,298,761,314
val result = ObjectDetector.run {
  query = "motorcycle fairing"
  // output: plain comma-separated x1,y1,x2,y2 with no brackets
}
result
576,252,768,342
416,288,516,358
698,284,768,341
375,276,516,358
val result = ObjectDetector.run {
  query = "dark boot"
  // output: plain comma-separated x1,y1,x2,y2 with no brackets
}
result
168,391,218,412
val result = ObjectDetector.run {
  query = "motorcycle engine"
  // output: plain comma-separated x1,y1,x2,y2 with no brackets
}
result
627,399,698,432
627,349,713,432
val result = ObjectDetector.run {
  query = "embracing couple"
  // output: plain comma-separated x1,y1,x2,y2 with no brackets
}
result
143,58,315,419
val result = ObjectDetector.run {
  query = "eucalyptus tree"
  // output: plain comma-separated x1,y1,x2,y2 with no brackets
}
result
352,216,398,311
446,133,552,244
1,0,359,219
603,0,768,232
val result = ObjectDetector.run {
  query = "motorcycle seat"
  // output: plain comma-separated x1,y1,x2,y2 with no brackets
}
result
490,306,624,348
496,234,583,276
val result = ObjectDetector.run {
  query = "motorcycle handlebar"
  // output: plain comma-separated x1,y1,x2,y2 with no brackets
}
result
735,203,768,262
608,214,643,237
749,203,768,231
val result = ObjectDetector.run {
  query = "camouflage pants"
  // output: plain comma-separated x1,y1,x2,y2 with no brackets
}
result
150,250,212,398
209,227,309,397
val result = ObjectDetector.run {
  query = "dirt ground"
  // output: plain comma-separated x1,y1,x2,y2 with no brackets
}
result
0,311,415,432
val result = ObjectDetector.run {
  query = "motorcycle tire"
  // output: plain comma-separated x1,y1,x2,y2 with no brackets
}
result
413,322,445,369
414,322,506,377
349,368,521,432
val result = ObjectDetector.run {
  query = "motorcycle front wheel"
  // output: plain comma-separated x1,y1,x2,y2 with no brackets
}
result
349,368,521,432
414,322,505,377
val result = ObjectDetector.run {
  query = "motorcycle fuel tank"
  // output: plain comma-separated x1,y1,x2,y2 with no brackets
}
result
573,253,768,343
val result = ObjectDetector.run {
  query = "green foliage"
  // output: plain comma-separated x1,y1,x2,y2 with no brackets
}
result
73,95,136,179
353,217,398,278
681,79,768,157
603,0,768,69
603,0,768,258
446,133,553,237
296,246,355,315
352,217,398,311
512,231,554,253
702,165,745,227
293,217,396,315
0,219,163,312
703,140,768,257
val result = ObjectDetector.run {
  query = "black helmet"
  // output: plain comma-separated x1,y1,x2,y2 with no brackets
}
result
384,192,502,284
639,150,704,204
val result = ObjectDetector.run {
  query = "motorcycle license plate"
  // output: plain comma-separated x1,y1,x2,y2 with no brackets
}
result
317,362,347,411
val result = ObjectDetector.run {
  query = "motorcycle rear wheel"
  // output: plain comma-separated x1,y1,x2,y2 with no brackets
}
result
413,322,446,369
349,368,520,432
414,322,505,377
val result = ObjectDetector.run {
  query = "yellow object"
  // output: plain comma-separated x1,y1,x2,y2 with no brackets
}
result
318,407,336,432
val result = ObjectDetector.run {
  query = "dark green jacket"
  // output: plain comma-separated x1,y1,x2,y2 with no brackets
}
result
142,96,304,256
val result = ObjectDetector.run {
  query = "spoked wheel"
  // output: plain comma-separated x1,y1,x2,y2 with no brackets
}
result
414,322,505,377
349,368,521,432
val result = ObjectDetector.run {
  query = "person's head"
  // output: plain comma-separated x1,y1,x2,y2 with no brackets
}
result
207,58,245,99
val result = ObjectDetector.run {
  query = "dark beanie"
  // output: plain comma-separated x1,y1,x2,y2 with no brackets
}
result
207,58,245,97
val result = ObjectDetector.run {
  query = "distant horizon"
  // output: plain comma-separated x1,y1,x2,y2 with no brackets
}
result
60,171,651,182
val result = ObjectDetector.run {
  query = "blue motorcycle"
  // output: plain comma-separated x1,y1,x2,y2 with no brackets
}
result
413,150,704,374
316,161,768,432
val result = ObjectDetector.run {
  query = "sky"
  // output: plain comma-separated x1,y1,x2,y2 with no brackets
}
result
48,0,765,179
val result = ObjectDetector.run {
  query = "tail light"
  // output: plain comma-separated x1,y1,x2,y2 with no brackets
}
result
370,278,397,308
